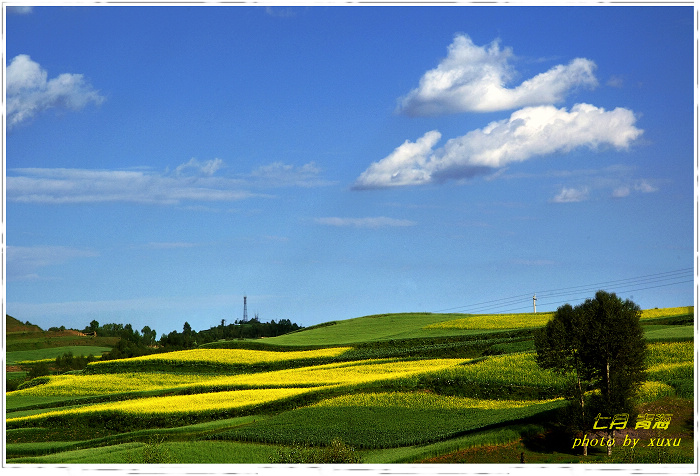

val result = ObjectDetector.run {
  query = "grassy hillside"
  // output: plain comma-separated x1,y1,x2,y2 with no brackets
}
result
221,306,693,347
247,312,537,347
7,315,43,333
6,315,118,353
5,306,694,465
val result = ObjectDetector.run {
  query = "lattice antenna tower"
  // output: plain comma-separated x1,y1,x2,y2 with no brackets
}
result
243,295,248,323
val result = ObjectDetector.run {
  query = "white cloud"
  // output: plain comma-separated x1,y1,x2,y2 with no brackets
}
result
7,159,334,205
354,131,441,189
8,245,99,281
315,217,417,228
397,34,598,116
250,161,334,187
7,162,257,205
7,6,33,14
552,186,590,203
138,242,200,250
354,103,643,189
612,179,658,198
7,54,105,128
173,158,224,177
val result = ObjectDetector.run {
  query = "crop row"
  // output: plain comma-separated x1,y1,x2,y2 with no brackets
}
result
646,341,693,365
640,306,694,320
425,307,693,332
310,391,561,411
85,347,353,374
425,313,554,331
13,340,691,401
411,352,573,399
8,372,203,397
7,358,470,413
7,386,328,430
208,393,564,449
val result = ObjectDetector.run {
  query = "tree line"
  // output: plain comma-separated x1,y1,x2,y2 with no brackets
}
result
84,317,302,360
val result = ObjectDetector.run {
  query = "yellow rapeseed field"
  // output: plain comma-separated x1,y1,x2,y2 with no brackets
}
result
87,346,352,369
7,372,202,397
636,381,676,402
427,306,693,331
311,391,562,410
425,313,554,330
7,386,326,425
9,357,468,399
202,358,469,388
646,341,693,365
640,306,694,319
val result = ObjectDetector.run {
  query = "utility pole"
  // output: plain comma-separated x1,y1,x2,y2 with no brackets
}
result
533,294,537,313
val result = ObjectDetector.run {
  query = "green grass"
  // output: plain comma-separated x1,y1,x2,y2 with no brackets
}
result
643,325,694,342
258,313,490,346
6,443,143,464
5,306,693,465
7,346,111,365
6,336,118,352
208,398,564,449
361,424,540,463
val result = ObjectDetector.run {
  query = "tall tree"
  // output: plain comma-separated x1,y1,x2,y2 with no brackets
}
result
534,290,647,456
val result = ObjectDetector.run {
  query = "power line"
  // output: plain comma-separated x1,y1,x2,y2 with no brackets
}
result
434,267,694,314
491,278,694,314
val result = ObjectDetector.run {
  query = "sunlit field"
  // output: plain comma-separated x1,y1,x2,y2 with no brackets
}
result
6,307,694,464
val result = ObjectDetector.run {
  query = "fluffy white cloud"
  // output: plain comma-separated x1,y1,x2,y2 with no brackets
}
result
354,103,642,189
315,217,417,228
397,34,598,116
7,54,105,128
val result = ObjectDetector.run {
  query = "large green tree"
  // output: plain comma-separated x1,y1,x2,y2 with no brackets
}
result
534,290,647,456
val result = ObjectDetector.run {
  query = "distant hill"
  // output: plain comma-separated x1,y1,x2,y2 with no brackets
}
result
6,315,118,352
6,315,43,333
248,306,695,348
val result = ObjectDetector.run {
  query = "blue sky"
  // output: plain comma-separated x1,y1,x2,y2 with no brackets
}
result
5,5,694,337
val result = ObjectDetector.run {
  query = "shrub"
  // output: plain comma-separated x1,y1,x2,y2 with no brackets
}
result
126,435,177,464
270,438,361,464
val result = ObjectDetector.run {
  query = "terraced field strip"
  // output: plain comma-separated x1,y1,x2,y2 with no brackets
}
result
425,313,555,330
7,386,329,427
210,391,565,449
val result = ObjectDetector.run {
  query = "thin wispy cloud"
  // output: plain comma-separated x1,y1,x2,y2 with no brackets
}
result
138,242,200,250
315,217,417,228
551,186,590,203
612,179,658,198
7,6,33,14
354,103,643,189
8,245,99,281
7,159,332,205
397,34,598,116
250,161,335,188
172,158,225,177
7,166,257,205
7,54,105,129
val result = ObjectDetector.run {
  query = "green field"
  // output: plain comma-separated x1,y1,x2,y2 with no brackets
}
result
5,307,695,465
7,346,112,366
